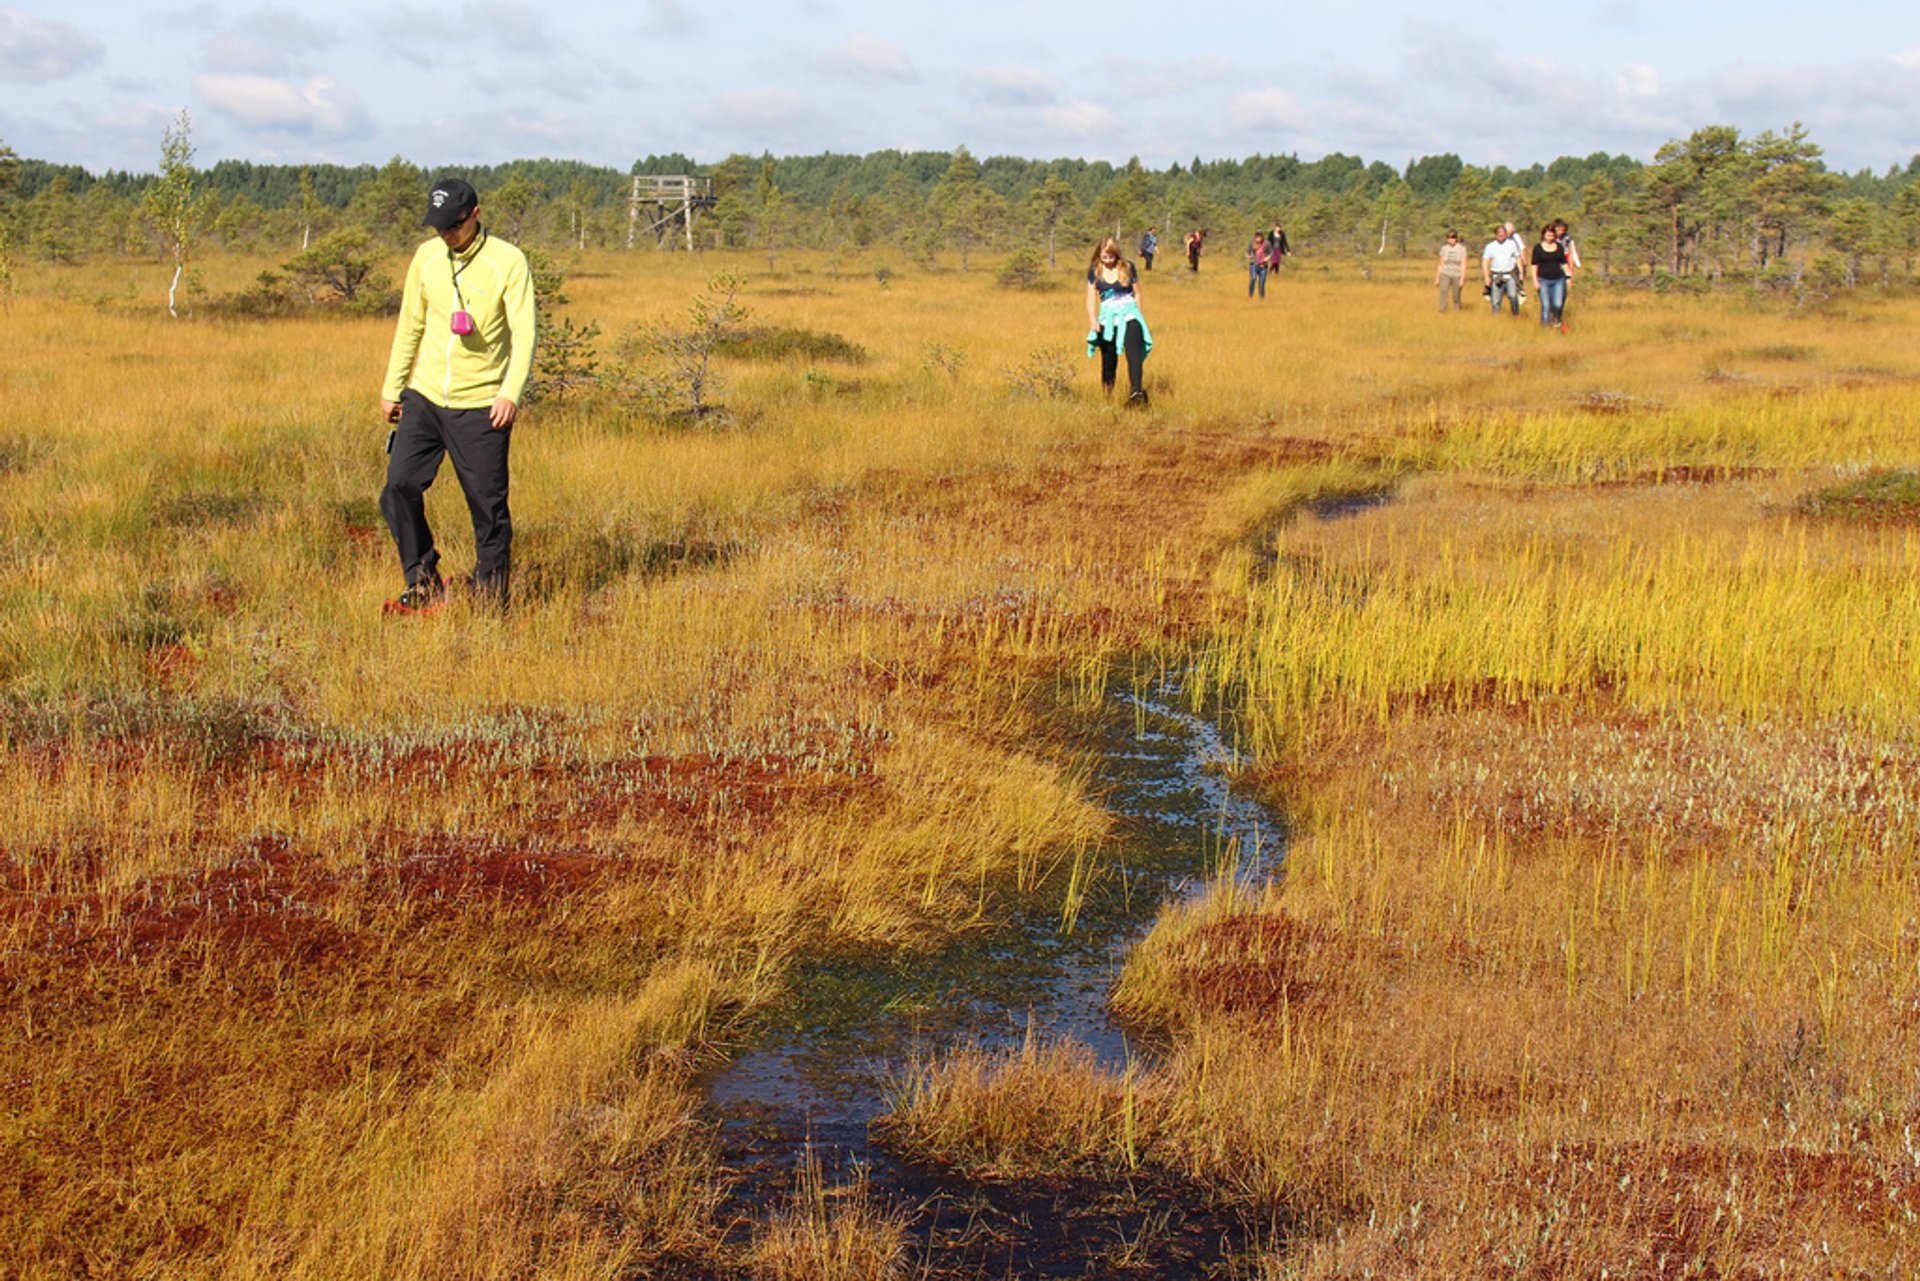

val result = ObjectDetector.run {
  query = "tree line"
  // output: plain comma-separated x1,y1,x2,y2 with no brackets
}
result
5,121,1920,295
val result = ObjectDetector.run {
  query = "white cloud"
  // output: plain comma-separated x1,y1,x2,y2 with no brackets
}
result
960,64,1056,106
1040,100,1118,137
374,3,555,67
594,56,647,92
1096,53,1236,99
1616,63,1660,98
816,32,916,85
646,0,697,37
0,7,103,84
1710,64,1810,112
92,100,177,134
193,72,369,137
469,3,553,54
689,86,817,131
1228,87,1303,133
202,33,289,74
200,8,339,74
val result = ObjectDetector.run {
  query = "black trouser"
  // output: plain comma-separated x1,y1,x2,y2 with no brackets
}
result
1142,251,1154,270
380,390,512,599
1096,320,1146,397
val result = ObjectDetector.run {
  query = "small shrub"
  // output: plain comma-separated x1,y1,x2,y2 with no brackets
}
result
1652,271,1710,295
0,435,43,475
801,369,863,399
525,314,601,403
997,246,1048,291
1797,469,1920,524
714,325,867,364
200,271,303,320
524,248,600,403
283,228,397,312
1004,348,1074,399
1741,343,1813,362
921,342,965,379
154,490,261,529
605,273,748,425
872,264,892,289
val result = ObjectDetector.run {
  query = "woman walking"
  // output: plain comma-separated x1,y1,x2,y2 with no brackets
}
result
1530,222,1571,330
1267,224,1290,272
1435,229,1467,311
1247,231,1270,300
1086,235,1153,407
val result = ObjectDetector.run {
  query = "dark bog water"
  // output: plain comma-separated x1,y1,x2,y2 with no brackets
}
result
700,680,1288,1277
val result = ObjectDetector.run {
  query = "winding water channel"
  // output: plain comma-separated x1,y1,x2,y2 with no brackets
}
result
701,679,1288,1276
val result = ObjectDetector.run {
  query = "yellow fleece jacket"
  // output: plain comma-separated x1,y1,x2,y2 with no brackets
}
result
382,229,536,409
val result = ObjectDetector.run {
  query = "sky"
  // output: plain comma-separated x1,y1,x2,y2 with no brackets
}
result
4,1,1920,177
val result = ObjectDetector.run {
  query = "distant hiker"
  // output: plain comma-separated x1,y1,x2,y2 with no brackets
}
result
378,177,536,614
1436,229,1467,312
1139,226,1158,270
1531,222,1571,331
1184,228,1206,272
1482,224,1523,317
1553,218,1581,319
1553,219,1581,272
1504,221,1528,307
1267,224,1291,269
1247,231,1271,300
1086,235,1153,407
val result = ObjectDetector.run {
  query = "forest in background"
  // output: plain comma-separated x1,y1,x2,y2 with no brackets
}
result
5,120,1920,293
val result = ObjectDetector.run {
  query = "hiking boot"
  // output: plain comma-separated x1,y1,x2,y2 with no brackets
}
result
1125,390,1150,410
383,577,447,616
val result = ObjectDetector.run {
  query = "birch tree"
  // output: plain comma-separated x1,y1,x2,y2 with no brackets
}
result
142,110,213,317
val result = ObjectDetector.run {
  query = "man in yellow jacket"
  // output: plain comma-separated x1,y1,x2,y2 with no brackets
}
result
378,177,536,613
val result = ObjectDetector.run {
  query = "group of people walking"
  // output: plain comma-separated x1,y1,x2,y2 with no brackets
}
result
371,173,1590,616
1438,219,1581,329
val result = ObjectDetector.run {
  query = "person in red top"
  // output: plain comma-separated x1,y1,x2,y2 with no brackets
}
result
1184,228,1206,272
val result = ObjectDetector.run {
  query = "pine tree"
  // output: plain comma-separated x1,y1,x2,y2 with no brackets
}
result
1027,173,1079,270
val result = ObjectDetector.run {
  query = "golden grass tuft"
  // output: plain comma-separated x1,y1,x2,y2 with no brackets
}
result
745,1155,912,1281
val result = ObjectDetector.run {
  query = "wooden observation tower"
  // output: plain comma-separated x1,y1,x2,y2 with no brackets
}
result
626,175,715,251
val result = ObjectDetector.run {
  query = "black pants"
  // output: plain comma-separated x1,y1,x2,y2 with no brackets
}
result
1096,320,1146,397
380,390,512,599
1141,251,1154,270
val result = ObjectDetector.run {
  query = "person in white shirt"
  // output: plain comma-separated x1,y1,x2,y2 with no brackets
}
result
1503,221,1527,305
1482,225,1524,316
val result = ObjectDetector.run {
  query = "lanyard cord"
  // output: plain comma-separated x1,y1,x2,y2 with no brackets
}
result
448,227,487,313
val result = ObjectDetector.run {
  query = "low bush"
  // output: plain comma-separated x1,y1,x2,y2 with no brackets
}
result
714,325,868,364
1797,468,1920,523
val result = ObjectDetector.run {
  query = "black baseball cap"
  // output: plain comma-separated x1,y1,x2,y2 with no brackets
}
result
423,178,477,229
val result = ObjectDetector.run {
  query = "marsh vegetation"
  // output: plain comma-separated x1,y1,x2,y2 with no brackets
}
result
3,247,1917,1277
